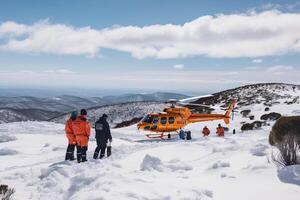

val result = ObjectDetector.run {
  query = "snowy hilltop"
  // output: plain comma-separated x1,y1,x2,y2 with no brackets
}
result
0,83,300,200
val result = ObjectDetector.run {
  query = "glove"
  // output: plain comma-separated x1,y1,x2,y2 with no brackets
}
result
109,138,112,142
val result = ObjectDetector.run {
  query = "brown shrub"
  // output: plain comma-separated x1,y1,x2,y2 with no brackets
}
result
269,116,300,146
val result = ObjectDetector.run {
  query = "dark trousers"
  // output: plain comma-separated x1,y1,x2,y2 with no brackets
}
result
93,140,107,159
77,146,88,163
65,144,76,161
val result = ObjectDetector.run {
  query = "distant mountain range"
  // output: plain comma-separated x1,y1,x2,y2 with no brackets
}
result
0,92,189,123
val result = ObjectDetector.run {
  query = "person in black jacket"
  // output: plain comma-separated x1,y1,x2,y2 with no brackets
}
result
93,114,112,159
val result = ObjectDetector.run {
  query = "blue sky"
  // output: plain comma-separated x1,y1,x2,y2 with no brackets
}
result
0,0,300,94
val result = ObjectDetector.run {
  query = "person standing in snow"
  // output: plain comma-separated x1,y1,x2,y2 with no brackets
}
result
216,124,225,137
64,111,78,160
72,109,91,163
93,114,112,159
202,126,210,136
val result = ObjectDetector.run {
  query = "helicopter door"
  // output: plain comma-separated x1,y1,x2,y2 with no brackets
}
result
150,116,159,130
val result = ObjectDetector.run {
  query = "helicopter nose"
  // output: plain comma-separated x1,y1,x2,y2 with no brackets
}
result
137,122,149,131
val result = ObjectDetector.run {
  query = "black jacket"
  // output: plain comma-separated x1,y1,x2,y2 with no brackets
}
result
95,117,112,143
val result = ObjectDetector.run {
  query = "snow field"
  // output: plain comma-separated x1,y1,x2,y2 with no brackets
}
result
0,121,300,200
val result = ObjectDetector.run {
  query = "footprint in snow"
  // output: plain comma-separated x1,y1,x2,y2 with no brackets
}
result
250,143,269,156
0,148,19,156
0,134,17,143
209,161,230,170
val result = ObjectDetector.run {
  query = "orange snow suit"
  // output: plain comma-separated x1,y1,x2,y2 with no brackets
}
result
72,116,91,147
65,119,77,144
202,127,210,136
216,127,225,137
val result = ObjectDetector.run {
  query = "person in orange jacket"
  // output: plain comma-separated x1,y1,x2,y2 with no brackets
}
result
65,111,78,160
202,126,210,136
72,109,91,163
216,124,225,137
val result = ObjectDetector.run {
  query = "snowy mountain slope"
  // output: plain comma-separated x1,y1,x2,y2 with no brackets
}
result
193,83,300,108
190,83,300,130
50,101,167,127
0,108,61,124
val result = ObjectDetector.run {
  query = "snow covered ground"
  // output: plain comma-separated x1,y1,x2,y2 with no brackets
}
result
1,84,300,200
0,120,300,200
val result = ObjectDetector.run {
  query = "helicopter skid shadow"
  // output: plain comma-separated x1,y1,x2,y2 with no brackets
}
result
134,138,180,143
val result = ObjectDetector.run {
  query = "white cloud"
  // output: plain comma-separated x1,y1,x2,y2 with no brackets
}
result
43,69,75,74
245,66,260,70
173,64,184,69
0,21,30,37
252,59,263,63
1,66,299,91
225,71,239,75
1,11,300,59
19,70,35,74
267,65,294,72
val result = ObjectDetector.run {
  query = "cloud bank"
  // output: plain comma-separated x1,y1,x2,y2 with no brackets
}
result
173,64,184,69
1,67,299,91
1,10,300,59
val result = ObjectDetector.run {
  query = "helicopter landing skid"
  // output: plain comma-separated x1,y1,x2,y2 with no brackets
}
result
146,132,179,139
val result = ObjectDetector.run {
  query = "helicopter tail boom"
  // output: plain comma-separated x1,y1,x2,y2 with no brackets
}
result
187,100,235,125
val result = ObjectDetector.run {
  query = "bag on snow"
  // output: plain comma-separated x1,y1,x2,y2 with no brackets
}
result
107,141,112,157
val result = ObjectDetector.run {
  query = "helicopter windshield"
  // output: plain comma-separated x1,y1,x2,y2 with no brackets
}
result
142,115,154,123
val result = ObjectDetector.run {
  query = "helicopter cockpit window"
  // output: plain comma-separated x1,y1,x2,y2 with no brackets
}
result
142,115,154,123
160,117,167,124
153,116,159,124
169,117,175,124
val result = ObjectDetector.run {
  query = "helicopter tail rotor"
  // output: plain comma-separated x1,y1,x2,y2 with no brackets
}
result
224,100,236,122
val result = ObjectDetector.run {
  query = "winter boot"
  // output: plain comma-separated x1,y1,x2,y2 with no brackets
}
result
65,152,70,161
69,154,75,161
93,152,99,159
100,144,106,159
65,144,74,160
93,146,100,159
81,146,88,162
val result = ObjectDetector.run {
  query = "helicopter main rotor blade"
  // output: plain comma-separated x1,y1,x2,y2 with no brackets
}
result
179,102,212,108
179,95,213,103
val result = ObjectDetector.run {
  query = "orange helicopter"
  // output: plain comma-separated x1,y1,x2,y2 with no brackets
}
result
137,96,236,139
